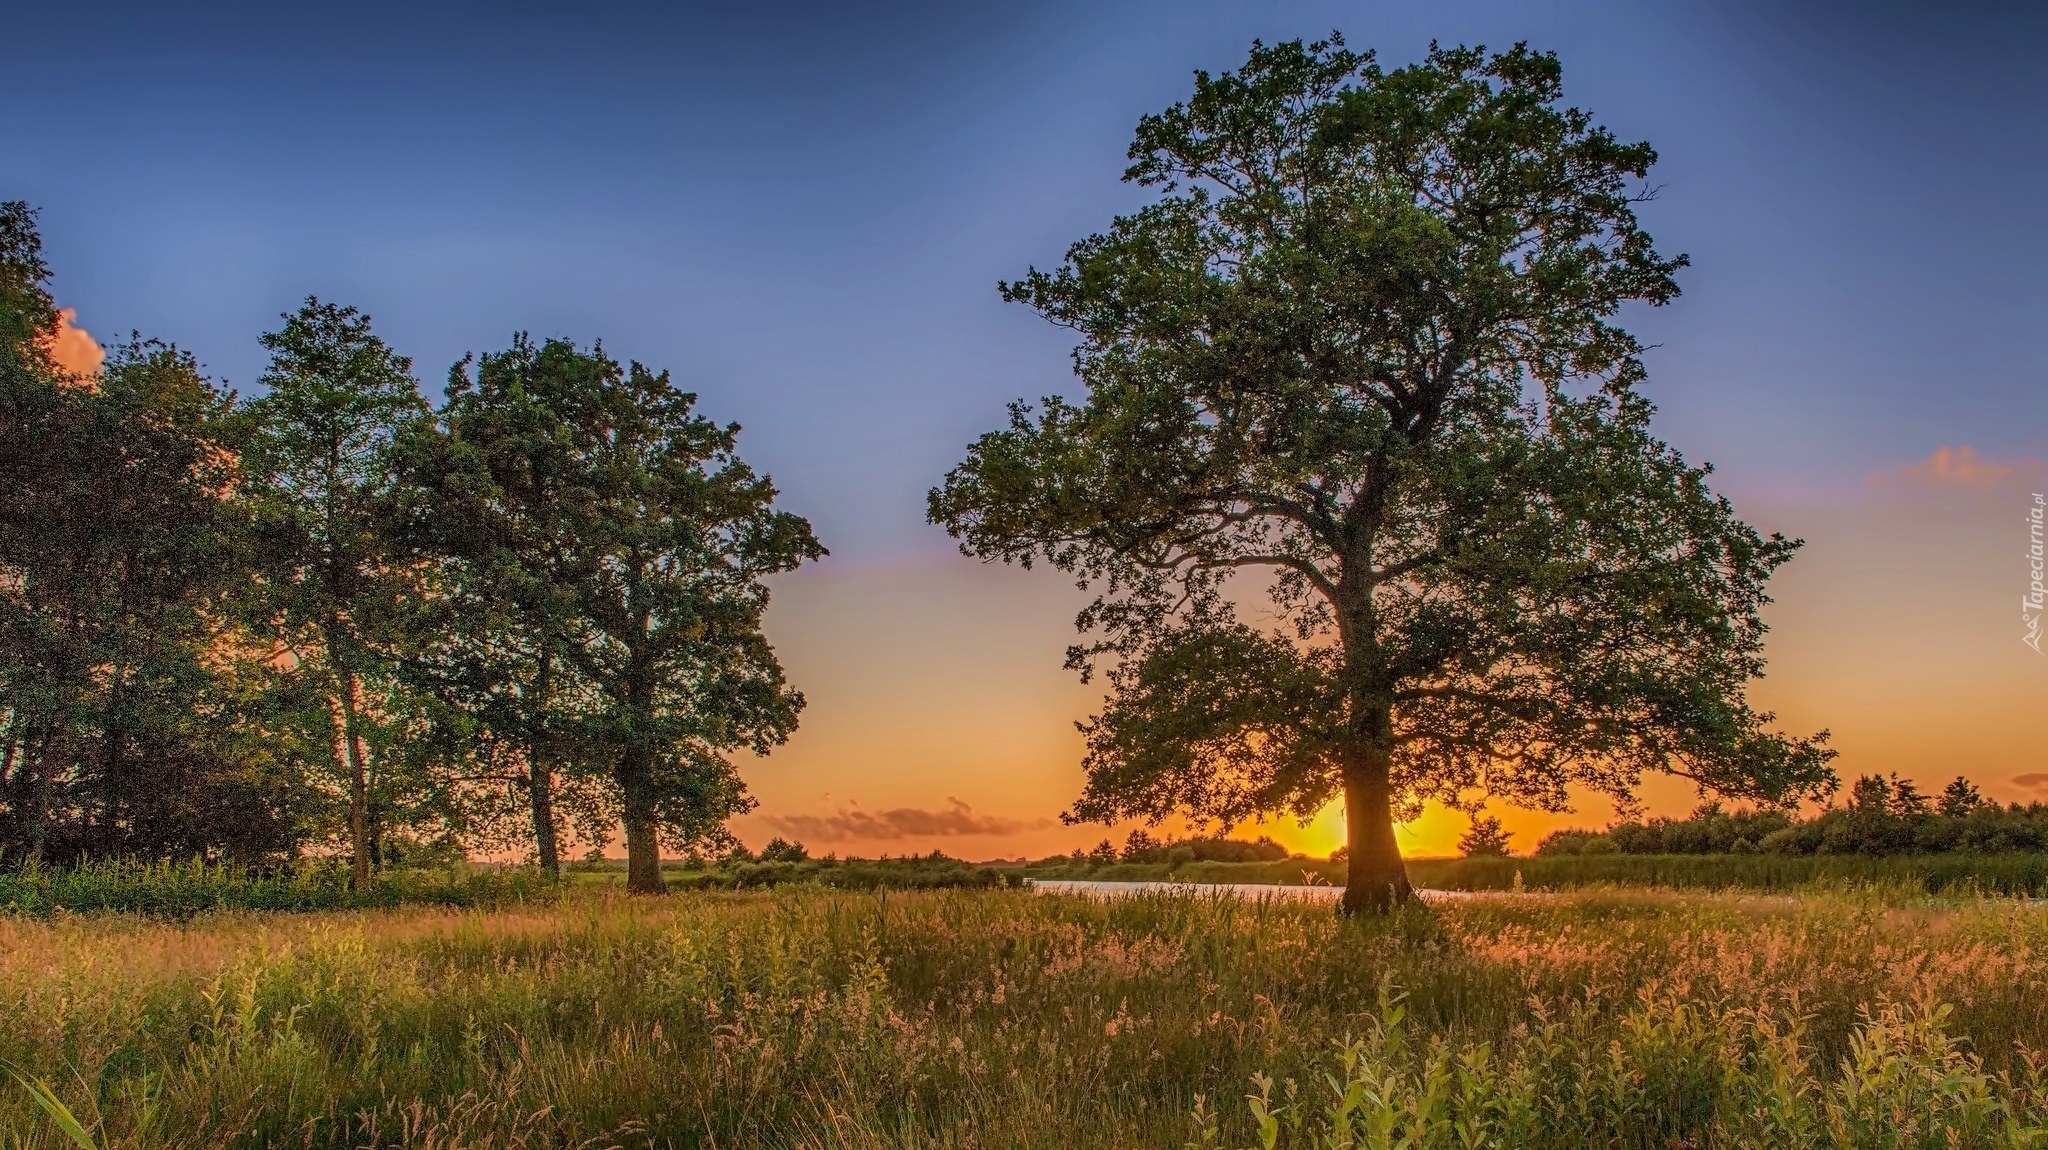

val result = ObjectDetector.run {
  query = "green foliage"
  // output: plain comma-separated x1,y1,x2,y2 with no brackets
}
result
5,206,828,882
1413,852,2048,897
758,835,809,862
387,334,635,876
6,1061,100,1150
1120,830,1290,864
1008,852,2048,898
1,204,313,865
0,857,550,917
237,298,431,886
1458,813,1512,858
664,852,1013,892
1200,991,2041,1150
526,339,824,889
929,39,1831,909
1537,778,2043,860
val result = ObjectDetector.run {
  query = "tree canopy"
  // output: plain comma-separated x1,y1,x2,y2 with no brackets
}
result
2,202,824,882
553,342,825,891
931,38,1834,911
239,299,430,886
1,203,313,862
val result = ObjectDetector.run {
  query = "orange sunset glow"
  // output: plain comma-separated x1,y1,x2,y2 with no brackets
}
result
718,445,2048,861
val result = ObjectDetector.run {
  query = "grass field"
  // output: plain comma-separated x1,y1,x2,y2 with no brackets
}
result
1026,851,2048,897
5,883,2048,1148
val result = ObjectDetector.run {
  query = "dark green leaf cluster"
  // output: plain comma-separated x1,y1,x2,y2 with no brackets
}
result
1,202,319,863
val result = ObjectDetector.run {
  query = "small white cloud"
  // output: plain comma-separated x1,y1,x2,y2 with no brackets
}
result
1870,446,2046,492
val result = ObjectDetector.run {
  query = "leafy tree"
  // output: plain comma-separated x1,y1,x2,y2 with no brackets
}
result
931,39,1833,911
240,299,429,886
1458,814,1512,858
549,342,824,892
1939,776,1983,820
1888,775,1930,818
1534,774,2044,859
1,204,307,860
758,836,808,862
390,336,624,877
1846,775,1893,816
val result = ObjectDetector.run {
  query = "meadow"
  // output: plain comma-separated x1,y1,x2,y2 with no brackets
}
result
1036,853,2048,898
5,883,2048,1148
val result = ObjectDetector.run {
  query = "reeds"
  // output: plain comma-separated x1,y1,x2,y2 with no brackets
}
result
1032,852,2048,898
2,885,2045,1147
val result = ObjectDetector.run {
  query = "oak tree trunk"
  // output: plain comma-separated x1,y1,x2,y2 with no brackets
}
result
528,749,560,879
1327,556,1409,912
620,748,664,893
1340,749,1412,914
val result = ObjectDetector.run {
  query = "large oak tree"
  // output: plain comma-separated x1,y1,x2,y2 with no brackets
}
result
390,336,617,878
514,341,823,893
931,39,1834,912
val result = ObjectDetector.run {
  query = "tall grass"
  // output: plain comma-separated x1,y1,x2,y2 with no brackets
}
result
3,885,2047,1147
0,858,553,918
576,855,1020,892
1412,852,2048,896
1028,851,2048,897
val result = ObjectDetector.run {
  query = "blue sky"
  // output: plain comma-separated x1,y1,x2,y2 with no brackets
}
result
10,1,2045,853
13,0,2042,558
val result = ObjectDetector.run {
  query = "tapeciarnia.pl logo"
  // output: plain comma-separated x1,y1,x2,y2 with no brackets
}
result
2026,492,2045,654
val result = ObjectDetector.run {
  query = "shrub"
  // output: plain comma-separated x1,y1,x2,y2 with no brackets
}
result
759,837,809,863
0,858,551,918
1458,815,1512,858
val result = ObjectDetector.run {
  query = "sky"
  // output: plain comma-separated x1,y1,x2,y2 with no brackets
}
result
9,0,2045,858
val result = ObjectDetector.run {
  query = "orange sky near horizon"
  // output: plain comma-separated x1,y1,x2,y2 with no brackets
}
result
730,446,2048,861
45,313,2048,863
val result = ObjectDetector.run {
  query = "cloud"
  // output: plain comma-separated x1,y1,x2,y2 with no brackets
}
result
1871,446,2047,491
2013,774,2048,793
761,797,1054,842
44,308,104,378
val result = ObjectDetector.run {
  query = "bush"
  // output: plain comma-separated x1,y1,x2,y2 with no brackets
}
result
670,852,1013,892
1116,833,1290,865
1526,778,2041,862
1458,814,1512,858
758,837,809,863
0,858,552,918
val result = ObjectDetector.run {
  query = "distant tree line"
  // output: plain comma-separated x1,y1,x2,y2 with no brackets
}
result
1067,829,1294,867
1536,775,2046,858
0,202,821,891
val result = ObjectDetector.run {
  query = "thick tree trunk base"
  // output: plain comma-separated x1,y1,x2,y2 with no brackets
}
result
623,812,664,894
1340,859,1414,915
1340,769,1413,915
